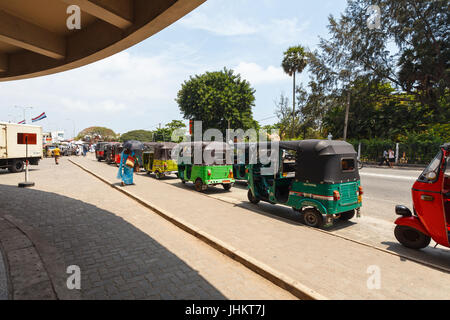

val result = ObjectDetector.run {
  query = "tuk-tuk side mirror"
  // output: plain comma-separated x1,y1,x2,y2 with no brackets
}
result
425,171,437,181
395,205,412,217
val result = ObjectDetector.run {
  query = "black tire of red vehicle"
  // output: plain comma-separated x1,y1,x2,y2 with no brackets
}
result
223,184,232,191
194,178,204,192
394,225,431,249
301,208,324,228
9,160,24,173
247,189,260,204
339,209,355,221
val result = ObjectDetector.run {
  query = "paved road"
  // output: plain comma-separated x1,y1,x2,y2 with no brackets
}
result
69,155,450,299
149,165,449,268
0,158,295,300
0,248,7,300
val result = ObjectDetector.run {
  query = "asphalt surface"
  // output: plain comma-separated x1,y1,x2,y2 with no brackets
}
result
152,165,449,270
0,248,7,300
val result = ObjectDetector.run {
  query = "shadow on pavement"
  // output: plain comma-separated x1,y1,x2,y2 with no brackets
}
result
0,184,225,300
381,241,450,271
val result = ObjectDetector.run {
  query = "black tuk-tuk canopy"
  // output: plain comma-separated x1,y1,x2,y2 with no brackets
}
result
175,141,233,165
281,140,360,184
243,140,360,184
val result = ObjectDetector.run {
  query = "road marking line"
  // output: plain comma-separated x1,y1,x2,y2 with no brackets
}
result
360,172,417,181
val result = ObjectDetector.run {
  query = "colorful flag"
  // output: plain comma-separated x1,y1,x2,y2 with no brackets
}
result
32,112,47,123
18,120,25,124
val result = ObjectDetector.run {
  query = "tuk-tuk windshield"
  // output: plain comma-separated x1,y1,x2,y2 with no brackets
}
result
418,150,442,183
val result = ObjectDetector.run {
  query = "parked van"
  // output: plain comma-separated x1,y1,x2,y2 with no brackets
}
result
0,122,43,172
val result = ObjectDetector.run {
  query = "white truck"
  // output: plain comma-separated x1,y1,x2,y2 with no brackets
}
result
0,122,43,173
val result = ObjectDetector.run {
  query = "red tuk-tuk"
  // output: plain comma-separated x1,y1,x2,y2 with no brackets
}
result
113,143,123,166
394,143,450,249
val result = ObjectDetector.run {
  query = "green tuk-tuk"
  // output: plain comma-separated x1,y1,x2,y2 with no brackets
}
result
247,140,362,228
143,142,178,179
176,141,235,192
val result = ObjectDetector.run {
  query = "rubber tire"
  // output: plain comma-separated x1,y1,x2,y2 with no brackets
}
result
394,225,431,250
155,172,162,179
339,209,355,221
9,160,24,173
194,178,204,192
301,208,324,228
223,184,232,191
247,189,260,204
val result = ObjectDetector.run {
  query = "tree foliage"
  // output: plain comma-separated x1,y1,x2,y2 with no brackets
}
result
119,130,153,142
76,126,117,141
281,0,449,142
176,68,258,135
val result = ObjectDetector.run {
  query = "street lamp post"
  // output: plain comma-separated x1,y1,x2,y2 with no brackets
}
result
14,105,33,124
66,118,76,139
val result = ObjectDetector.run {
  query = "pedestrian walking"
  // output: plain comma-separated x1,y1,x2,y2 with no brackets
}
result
388,148,395,168
117,148,138,186
379,149,389,166
82,144,87,157
53,146,61,165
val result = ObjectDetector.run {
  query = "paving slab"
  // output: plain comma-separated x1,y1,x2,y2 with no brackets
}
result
70,155,450,299
0,157,295,300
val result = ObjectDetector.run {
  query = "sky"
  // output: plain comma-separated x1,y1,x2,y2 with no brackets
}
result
0,0,348,138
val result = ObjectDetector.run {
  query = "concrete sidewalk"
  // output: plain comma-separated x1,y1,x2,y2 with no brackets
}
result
71,156,450,299
0,158,295,300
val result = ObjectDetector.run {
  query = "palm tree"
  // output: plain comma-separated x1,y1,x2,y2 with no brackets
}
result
282,45,307,139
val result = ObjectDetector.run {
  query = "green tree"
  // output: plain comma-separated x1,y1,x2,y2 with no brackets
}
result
281,45,308,139
76,126,117,141
311,0,449,119
119,130,153,142
176,68,257,137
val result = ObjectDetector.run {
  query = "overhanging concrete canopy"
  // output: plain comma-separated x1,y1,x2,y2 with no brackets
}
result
0,0,205,81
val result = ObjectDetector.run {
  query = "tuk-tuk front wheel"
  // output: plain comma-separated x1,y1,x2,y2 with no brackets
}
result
301,208,324,228
155,172,163,179
247,189,260,204
394,225,431,249
339,209,355,221
223,184,232,191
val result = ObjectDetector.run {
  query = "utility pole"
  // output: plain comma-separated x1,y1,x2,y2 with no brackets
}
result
343,88,350,141
292,72,296,140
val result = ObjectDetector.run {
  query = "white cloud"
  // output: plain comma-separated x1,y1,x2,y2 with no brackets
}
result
179,12,259,36
234,62,288,85
0,50,196,136
180,11,310,45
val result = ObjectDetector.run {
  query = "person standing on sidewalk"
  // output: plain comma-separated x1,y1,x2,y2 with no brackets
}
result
388,148,395,168
117,148,138,186
53,146,61,165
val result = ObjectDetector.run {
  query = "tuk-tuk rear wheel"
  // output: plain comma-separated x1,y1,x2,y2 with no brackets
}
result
247,189,260,204
394,225,431,249
339,209,355,221
301,208,324,228
195,178,204,192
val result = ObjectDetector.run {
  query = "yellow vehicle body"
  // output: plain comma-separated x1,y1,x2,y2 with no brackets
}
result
143,142,178,179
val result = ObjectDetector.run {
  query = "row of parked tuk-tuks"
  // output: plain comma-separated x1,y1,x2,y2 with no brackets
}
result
93,140,450,251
